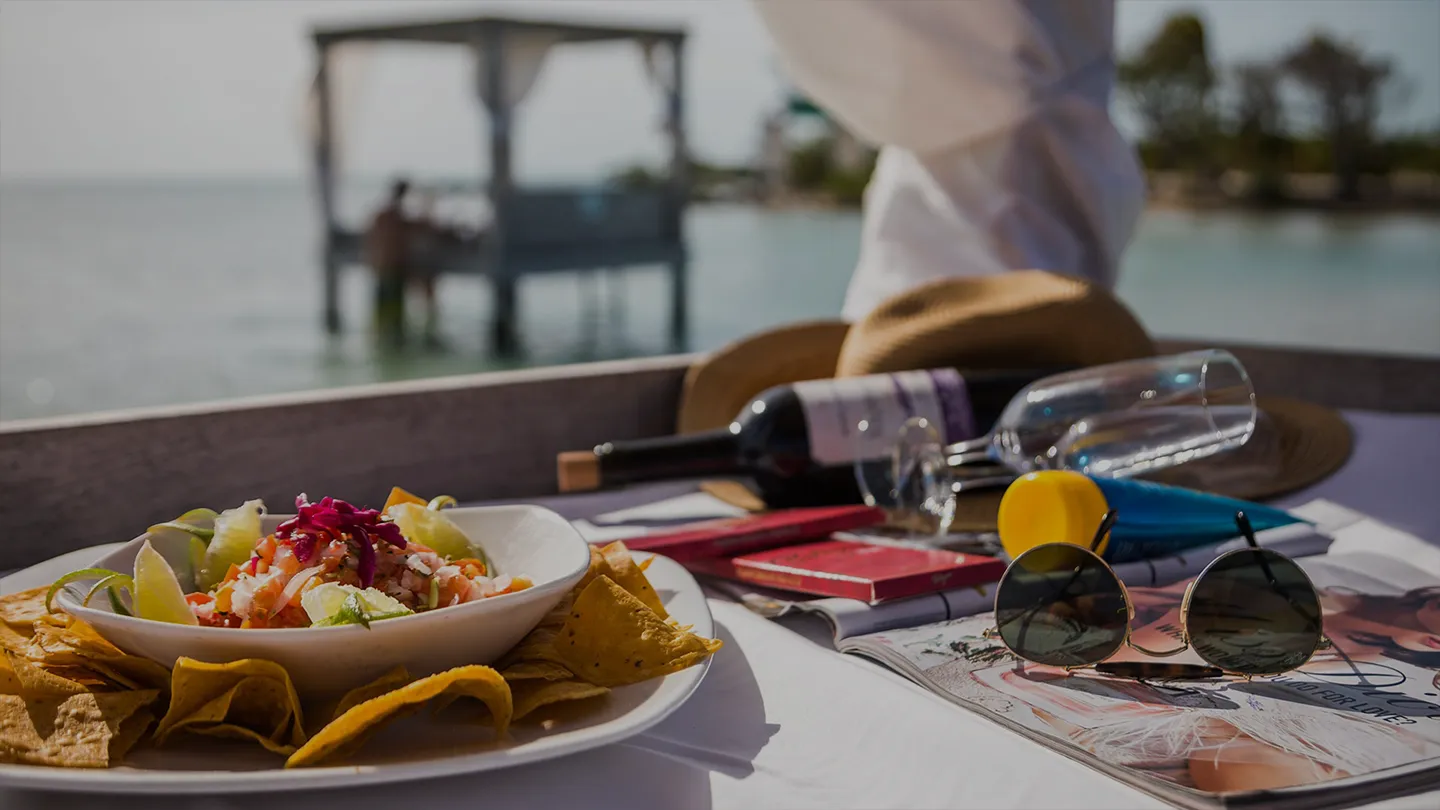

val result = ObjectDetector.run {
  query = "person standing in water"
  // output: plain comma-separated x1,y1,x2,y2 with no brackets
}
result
364,177,416,340
407,189,447,345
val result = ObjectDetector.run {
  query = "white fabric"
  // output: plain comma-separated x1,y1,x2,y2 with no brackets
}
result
302,43,376,173
751,0,1147,320
640,39,678,95
472,31,559,113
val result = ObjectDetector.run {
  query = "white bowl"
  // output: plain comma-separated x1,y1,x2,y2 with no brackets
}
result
58,505,590,697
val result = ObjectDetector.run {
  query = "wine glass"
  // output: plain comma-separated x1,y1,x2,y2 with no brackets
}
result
852,417,959,538
946,349,1256,476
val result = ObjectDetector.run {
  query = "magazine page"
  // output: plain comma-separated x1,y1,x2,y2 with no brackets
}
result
701,500,1352,644
841,549,1440,809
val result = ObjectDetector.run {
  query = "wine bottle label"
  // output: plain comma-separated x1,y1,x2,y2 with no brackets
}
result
792,369,976,465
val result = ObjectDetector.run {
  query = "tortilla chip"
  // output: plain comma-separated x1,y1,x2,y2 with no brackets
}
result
4,652,90,697
154,658,306,756
0,620,30,654
430,660,575,718
501,661,573,683
510,679,608,722
557,576,721,688
638,556,654,572
598,542,667,618
579,545,606,590
0,690,159,767
167,677,298,755
186,719,296,755
0,655,21,695
383,486,427,513
0,587,49,631
108,707,156,762
24,616,123,660
332,666,412,722
286,665,511,768
536,591,576,630
497,626,568,670
19,616,172,691
81,657,156,686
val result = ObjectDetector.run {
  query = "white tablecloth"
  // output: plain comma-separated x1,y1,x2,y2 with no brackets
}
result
5,410,1439,810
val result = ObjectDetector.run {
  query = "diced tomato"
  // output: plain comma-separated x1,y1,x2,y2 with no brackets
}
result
439,577,468,607
452,558,488,577
223,563,242,584
185,592,214,606
274,546,301,577
269,604,311,628
499,576,533,595
256,535,277,564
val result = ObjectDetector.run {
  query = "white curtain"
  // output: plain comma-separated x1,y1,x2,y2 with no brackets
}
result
300,42,376,177
471,31,560,114
639,38,679,136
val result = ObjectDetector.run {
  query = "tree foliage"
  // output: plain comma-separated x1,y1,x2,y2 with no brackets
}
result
1282,33,1402,200
1229,61,1290,203
1118,12,1218,171
1117,13,1429,203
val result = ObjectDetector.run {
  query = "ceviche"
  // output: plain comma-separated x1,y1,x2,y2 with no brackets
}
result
48,488,531,629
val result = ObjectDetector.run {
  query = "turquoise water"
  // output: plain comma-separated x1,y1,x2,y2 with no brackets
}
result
1,182,1436,422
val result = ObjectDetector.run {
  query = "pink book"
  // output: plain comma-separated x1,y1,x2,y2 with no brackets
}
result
687,539,1006,604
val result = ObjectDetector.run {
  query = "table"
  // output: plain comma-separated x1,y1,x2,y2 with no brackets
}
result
4,410,1439,810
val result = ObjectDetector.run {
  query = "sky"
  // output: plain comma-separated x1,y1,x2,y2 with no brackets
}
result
1,0,1437,182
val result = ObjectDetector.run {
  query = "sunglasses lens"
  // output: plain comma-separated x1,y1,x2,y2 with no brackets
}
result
995,544,1128,667
1187,549,1322,675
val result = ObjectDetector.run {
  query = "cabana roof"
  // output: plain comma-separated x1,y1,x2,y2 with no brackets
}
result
312,13,685,47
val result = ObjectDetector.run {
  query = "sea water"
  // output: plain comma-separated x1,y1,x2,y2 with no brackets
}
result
2,180,1437,421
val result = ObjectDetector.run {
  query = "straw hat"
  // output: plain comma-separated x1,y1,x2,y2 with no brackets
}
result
678,271,1352,527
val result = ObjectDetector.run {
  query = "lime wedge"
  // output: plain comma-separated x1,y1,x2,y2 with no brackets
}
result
147,507,219,542
302,582,412,627
352,588,410,617
133,540,198,625
300,582,352,623
197,499,265,591
385,503,475,563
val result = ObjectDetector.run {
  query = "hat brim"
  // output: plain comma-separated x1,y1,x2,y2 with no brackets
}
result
677,320,850,435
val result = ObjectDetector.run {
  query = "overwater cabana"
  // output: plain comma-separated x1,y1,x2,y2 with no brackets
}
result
309,13,689,353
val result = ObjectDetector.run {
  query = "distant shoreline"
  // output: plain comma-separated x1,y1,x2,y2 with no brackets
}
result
748,170,1440,217
5,174,1436,218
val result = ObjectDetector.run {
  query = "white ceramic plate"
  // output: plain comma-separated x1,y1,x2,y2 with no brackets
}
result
0,547,713,794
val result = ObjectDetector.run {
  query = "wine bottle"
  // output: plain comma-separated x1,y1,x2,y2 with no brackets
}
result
557,368,1064,508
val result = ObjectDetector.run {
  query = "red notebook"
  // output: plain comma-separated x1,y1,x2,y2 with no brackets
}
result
612,505,885,562
687,539,1006,603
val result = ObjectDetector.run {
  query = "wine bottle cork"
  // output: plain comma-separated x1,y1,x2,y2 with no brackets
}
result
557,451,601,492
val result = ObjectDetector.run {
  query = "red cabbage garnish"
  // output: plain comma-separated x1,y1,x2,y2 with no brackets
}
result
352,525,377,588
276,495,405,587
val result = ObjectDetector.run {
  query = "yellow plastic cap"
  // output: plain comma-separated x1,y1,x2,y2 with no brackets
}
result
998,471,1112,558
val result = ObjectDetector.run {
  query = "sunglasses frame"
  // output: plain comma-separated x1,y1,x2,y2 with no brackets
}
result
987,511,1331,679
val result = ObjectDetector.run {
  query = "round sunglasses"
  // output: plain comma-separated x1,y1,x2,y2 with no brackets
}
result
987,511,1329,679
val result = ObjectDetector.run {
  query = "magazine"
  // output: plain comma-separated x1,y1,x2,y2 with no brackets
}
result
837,517,1440,809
